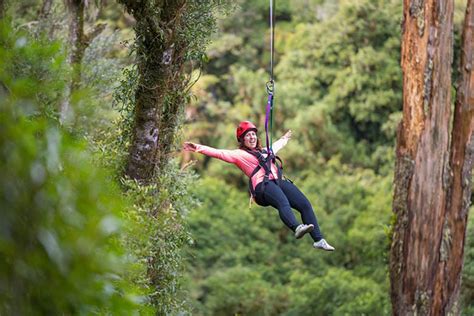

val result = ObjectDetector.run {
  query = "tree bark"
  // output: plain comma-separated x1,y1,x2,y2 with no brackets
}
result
433,0,474,313
390,0,474,314
119,0,190,182
60,0,85,122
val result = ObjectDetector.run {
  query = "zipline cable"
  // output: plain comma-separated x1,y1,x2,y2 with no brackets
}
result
269,0,275,82
265,0,275,154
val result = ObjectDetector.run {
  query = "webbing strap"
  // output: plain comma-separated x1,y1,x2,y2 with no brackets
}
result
265,93,273,154
243,148,284,198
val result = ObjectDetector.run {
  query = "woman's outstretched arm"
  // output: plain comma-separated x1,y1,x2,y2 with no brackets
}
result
272,130,292,154
183,142,240,164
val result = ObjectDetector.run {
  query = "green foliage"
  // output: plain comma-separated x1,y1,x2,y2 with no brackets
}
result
276,0,402,169
120,164,196,314
0,20,66,121
287,268,389,315
0,115,143,315
112,64,139,149
202,266,287,316
299,158,393,276
185,163,393,314
111,63,200,313
187,177,276,271
180,1,226,63
75,29,129,137
0,21,146,314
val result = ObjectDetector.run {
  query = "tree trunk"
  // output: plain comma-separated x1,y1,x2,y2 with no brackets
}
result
434,0,474,313
390,0,474,314
60,0,85,122
66,0,85,92
119,0,190,183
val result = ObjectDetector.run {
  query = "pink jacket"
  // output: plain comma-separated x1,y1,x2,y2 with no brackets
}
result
194,138,289,190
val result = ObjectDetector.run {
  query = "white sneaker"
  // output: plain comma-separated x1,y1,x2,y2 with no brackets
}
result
294,224,314,239
313,239,335,251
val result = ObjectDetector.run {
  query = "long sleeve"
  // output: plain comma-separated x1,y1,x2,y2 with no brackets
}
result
272,137,289,154
192,143,280,190
194,144,240,164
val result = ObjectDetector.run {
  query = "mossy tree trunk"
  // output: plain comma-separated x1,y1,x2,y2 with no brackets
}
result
117,2,220,309
119,0,193,183
390,0,473,315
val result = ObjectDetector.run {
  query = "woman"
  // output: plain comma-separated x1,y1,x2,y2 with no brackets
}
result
183,121,334,251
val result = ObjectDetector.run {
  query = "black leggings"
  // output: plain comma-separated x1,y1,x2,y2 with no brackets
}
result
255,180,323,242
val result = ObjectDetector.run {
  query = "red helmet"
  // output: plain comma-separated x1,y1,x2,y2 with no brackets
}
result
236,121,258,140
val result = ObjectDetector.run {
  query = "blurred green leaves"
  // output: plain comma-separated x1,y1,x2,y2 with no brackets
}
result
184,163,392,314
288,268,389,315
0,21,147,315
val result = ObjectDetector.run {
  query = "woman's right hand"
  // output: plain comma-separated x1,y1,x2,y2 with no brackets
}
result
183,142,197,152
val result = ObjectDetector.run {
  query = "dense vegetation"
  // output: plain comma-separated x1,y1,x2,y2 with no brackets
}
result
0,0,472,315
0,21,148,314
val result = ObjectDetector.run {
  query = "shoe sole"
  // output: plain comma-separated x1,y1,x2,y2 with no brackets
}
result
295,224,314,239
314,247,335,252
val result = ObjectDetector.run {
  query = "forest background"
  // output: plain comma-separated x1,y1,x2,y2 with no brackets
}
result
0,0,472,315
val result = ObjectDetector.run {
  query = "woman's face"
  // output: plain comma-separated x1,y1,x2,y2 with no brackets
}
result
243,130,257,149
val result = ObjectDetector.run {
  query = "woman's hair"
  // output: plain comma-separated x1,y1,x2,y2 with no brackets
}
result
238,132,262,151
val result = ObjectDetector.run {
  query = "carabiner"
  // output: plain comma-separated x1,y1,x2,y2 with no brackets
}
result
266,80,274,95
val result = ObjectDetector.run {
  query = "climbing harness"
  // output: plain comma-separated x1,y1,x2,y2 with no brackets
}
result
243,148,284,200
